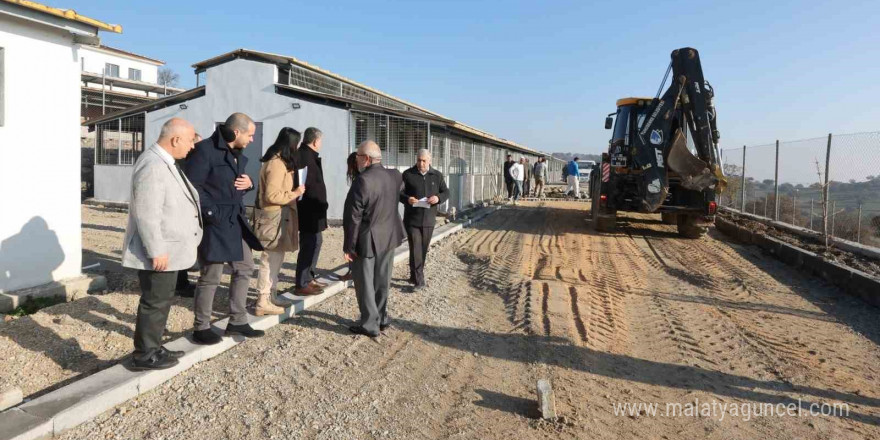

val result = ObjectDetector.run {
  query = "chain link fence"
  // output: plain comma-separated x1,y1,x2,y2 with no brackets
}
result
720,131,880,249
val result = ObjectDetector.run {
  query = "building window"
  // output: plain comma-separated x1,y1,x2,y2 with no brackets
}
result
105,63,119,77
128,68,141,81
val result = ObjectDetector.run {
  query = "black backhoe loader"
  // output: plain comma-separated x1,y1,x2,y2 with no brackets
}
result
590,47,727,238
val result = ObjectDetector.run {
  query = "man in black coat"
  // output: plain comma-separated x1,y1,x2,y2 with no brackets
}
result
343,141,406,337
503,154,515,199
294,127,328,296
184,113,264,345
399,149,449,289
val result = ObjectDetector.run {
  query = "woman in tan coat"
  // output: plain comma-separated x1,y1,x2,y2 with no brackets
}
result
253,127,306,315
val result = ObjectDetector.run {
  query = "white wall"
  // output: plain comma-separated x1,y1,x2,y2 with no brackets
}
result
79,45,161,96
143,58,352,219
0,15,83,292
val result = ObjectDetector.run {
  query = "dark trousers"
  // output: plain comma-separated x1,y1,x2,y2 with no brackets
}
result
505,180,514,198
352,250,394,334
194,239,255,331
406,225,434,286
134,270,177,361
524,179,531,196
296,231,323,288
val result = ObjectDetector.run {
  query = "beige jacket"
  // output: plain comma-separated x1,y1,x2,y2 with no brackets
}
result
255,155,299,252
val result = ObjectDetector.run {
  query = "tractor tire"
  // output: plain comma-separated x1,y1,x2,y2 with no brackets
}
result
590,181,616,232
677,215,707,239
661,212,677,225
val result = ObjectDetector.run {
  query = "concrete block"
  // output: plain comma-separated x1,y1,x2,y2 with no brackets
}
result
811,259,853,289
776,242,805,268
0,387,23,412
0,408,52,440
0,275,107,313
755,234,780,254
137,338,202,394
848,271,880,307
536,379,556,419
19,365,139,435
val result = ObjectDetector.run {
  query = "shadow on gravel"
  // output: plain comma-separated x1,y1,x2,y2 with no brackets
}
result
709,229,880,348
82,223,126,234
391,318,880,427
474,389,541,418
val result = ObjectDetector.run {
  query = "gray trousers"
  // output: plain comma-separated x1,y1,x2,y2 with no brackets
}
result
134,270,177,361
194,239,255,331
352,249,394,333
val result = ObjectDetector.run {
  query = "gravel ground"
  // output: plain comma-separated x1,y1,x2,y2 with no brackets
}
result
52,202,880,439
0,205,348,398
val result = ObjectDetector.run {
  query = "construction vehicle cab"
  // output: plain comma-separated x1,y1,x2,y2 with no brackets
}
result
589,48,726,238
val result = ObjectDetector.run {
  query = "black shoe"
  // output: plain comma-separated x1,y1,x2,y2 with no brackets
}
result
175,284,195,298
414,283,427,291
380,322,392,332
192,328,222,345
129,350,179,371
225,323,265,338
157,346,185,359
349,325,379,338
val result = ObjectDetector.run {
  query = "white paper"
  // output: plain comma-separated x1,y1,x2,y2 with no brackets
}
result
414,197,431,209
297,167,308,201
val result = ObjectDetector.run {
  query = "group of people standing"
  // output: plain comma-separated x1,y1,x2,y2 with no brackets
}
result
122,112,449,370
503,155,549,204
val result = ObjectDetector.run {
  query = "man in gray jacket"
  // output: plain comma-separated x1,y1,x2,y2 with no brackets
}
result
121,118,202,370
343,141,405,337
533,157,548,198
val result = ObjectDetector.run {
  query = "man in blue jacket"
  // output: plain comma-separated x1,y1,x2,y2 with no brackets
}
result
184,113,265,345
566,157,580,198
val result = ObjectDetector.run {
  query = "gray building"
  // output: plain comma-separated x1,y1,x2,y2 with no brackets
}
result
85,49,564,219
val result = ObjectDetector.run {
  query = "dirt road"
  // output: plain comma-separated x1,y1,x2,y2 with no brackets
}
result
61,202,880,440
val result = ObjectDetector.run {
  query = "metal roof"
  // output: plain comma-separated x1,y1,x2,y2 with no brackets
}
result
81,71,186,95
82,86,205,126
0,0,121,32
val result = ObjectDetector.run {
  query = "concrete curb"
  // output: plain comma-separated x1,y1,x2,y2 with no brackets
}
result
0,206,500,440
718,206,880,261
0,275,107,314
715,217,880,307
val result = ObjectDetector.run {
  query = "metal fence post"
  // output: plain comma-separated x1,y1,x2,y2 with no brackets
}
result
822,133,832,246
857,203,862,243
740,145,747,212
773,140,780,220
117,118,122,165
831,200,837,237
793,190,798,225
809,199,814,231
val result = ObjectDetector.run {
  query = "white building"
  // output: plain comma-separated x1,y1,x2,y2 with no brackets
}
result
79,44,184,121
0,0,119,303
86,49,566,215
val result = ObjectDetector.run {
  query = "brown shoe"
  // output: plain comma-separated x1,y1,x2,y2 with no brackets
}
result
294,284,323,296
310,280,328,288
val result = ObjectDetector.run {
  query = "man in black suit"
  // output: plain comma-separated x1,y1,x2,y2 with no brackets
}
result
503,154,515,199
294,127,328,296
343,140,405,337
184,113,265,345
400,149,448,290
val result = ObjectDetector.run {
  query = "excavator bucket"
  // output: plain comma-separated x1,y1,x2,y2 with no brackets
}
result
667,130,715,191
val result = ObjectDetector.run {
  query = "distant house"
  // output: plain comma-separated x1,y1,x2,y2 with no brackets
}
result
85,49,566,214
0,0,120,298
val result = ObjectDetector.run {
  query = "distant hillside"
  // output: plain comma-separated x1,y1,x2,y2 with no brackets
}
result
552,153,602,163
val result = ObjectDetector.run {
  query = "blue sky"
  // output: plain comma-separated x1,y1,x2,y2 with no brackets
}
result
70,0,880,157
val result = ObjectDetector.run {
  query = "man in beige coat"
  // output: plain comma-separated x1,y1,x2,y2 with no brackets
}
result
122,118,202,370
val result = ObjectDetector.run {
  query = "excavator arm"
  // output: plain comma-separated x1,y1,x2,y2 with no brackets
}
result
632,47,726,211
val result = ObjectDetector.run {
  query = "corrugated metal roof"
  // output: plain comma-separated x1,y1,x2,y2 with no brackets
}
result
1,0,121,32
82,86,205,126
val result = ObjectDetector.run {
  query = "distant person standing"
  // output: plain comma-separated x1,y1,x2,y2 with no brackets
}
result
400,149,449,290
343,141,406,337
523,158,532,197
122,118,201,370
185,112,265,345
510,158,525,205
503,154,515,200
534,157,548,198
566,157,580,197
295,127,329,296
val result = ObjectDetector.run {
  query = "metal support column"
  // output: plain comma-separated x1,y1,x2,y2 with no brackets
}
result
773,140,780,220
